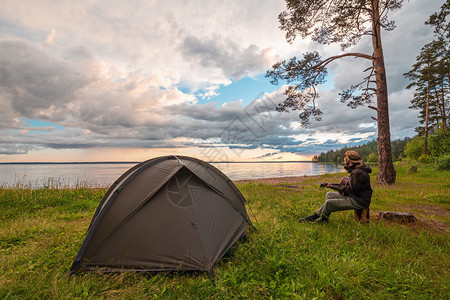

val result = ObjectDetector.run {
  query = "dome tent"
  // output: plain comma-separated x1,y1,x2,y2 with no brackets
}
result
70,155,252,274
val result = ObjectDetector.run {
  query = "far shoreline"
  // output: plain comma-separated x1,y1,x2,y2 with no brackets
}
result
0,160,318,165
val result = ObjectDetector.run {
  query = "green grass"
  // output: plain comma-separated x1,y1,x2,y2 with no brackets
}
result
0,163,448,299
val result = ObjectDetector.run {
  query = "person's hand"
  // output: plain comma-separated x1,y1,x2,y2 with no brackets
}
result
326,182,332,188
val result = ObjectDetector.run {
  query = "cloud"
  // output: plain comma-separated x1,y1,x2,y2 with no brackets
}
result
0,144,36,155
180,35,275,80
0,39,90,119
44,28,56,46
0,0,443,161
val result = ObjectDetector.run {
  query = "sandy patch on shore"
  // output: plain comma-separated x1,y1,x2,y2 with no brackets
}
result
233,175,324,185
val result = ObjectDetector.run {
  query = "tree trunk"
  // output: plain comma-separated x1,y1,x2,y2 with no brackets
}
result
441,78,447,137
424,76,430,155
372,0,396,184
434,86,447,136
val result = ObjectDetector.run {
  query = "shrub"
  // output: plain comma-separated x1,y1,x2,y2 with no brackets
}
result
367,152,378,163
436,154,450,170
428,128,450,157
418,154,432,164
404,136,424,160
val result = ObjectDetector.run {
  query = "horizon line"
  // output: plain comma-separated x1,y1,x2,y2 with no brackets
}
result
0,160,319,165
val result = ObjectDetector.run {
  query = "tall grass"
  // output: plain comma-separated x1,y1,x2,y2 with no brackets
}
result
0,163,448,299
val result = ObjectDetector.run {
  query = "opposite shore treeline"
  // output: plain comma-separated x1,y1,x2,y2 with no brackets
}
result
313,131,449,168
313,138,410,163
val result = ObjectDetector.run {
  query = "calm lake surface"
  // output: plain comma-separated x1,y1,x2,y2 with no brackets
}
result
0,162,345,188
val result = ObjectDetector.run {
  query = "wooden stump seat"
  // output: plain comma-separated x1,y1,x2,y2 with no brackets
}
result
354,207,370,224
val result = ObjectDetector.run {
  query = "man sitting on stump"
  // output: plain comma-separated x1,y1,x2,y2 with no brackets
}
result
299,150,373,223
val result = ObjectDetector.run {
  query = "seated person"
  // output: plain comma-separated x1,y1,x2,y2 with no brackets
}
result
299,150,373,223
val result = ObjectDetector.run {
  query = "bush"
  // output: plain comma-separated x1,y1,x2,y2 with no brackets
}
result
367,152,378,163
436,154,450,170
428,128,450,157
418,154,433,164
404,136,424,160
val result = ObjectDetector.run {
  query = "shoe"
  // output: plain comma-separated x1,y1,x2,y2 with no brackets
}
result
299,213,319,223
316,216,329,223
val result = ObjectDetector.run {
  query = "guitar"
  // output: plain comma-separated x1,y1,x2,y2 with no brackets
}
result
320,176,349,194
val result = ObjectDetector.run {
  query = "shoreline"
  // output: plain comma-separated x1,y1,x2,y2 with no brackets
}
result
1,174,344,189
233,174,339,185
0,160,316,165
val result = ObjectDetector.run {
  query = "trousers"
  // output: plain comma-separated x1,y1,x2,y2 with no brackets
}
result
316,192,365,217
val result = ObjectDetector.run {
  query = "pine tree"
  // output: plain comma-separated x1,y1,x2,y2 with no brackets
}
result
404,40,446,154
266,0,402,184
404,1,449,145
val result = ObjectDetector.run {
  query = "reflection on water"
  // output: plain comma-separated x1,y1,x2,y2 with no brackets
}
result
0,162,345,188
211,162,344,180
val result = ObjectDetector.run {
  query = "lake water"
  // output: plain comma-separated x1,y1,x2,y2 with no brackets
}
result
0,162,345,188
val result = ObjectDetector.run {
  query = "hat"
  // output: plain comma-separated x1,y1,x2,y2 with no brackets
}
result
341,150,362,164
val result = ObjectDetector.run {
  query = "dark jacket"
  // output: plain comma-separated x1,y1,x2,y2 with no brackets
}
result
331,163,373,207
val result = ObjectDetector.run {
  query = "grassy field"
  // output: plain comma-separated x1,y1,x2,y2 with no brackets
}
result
0,162,448,299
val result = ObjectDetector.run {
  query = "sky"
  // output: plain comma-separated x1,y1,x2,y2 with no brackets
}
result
0,0,444,162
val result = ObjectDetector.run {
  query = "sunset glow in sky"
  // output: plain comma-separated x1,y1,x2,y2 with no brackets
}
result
0,0,443,162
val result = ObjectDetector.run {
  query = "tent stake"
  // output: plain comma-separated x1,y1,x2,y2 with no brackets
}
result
207,270,216,286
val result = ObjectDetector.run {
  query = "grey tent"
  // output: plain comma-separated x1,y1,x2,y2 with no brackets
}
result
70,155,252,274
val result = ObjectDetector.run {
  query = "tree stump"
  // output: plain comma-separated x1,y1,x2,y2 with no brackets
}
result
409,165,417,173
378,211,418,223
354,208,370,224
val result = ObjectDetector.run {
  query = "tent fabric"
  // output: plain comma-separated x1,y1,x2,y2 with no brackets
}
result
70,155,252,273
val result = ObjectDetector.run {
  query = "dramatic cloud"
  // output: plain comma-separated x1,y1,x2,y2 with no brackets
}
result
180,35,275,80
0,40,90,117
0,0,443,161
